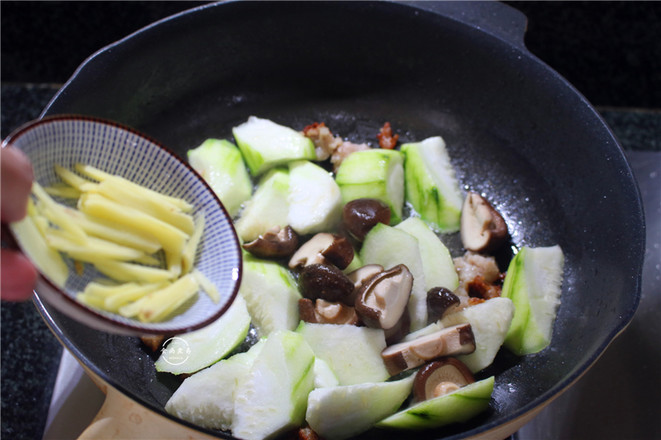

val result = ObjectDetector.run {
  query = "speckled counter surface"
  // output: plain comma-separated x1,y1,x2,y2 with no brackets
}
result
1,2,660,439
1,85,62,440
0,298,62,440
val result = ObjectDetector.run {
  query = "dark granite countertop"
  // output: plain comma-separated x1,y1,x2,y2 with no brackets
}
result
1,2,660,439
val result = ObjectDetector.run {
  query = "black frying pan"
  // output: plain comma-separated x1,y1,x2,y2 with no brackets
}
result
37,1,644,439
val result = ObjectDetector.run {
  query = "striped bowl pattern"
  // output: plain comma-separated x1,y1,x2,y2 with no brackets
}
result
4,115,242,335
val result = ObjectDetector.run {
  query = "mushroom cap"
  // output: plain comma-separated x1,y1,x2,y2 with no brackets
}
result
298,298,360,325
413,358,475,402
298,263,356,305
355,264,413,330
298,298,318,323
460,192,508,253
426,287,460,322
342,198,391,241
288,232,354,270
381,323,476,376
383,306,410,345
347,264,384,290
242,225,300,258
315,299,361,325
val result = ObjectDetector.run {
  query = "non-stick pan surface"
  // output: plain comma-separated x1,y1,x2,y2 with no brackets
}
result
38,2,644,439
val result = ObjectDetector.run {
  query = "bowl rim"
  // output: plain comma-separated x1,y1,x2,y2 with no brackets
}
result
2,114,243,336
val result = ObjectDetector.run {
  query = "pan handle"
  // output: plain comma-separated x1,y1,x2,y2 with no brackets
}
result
77,373,218,440
399,1,529,51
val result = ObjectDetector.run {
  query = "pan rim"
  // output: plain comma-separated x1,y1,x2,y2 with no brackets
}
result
34,1,645,439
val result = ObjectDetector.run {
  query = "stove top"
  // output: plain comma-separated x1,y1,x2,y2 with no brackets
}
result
41,150,661,439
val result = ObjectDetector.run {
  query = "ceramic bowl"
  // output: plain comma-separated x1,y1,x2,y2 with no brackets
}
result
3,115,242,335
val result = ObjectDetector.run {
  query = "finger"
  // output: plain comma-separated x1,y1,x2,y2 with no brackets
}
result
1,147,34,223
1,249,37,301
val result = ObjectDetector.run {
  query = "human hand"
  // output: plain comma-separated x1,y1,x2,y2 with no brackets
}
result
1,147,37,301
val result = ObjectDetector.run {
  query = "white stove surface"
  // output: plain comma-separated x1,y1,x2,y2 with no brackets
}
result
43,151,661,440
43,349,104,440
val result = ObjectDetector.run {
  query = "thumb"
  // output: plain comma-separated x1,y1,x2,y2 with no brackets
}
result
1,249,37,301
1,147,34,223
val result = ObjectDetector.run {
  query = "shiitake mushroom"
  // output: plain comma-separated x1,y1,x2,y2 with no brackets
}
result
413,358,475,402
298,263,355,305
342,198,391,241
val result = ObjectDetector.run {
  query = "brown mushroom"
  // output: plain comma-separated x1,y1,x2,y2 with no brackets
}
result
347,264,384,289
288,233,354,270
354,264,413,331
242,225,300,258
342,198,391,241
460,192,508,253
298,298,318,323
298,263,356,305
381,323,476,376
383,305,411,345
299,298,360,325
316,299,360,325
426,287,460,323
346,264,384,304
413,358,475,402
